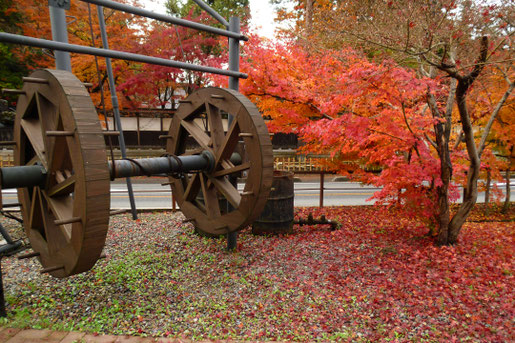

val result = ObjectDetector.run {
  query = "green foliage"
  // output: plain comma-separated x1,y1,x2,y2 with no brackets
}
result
0,0,22,32
165,0,250,25
0,0,28,103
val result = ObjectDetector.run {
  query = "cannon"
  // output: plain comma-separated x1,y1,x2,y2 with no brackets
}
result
0,69,273,278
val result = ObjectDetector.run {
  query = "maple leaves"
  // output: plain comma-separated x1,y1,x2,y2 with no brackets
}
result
118,16,225,109
6,0,236,112
227,38,447,223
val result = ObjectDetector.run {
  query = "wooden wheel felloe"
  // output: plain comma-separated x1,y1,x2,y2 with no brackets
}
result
14,69,110,278
167,87,274,235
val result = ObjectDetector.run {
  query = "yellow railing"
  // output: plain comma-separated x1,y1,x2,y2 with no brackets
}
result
273,156,330,172
0,151,13,167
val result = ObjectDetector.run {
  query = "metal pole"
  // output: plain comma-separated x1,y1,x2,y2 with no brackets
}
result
191,0,229,27
80,0,246,40
0,33,247,79
226,17,240,250
97,5,138,220
319,171,325,208
228,17,240,91
48,4,72,71
0,258,5,317
109,154,212,179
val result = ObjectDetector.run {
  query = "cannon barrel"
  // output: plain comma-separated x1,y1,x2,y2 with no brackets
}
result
0,151,247,189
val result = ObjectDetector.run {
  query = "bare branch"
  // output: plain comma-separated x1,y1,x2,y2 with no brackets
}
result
248,91,334,120
478,81,515,157
454,131,464,150
424,133,438,150
367,128,407,142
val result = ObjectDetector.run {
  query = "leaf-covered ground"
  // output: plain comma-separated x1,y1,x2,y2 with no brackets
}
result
1,206,513,342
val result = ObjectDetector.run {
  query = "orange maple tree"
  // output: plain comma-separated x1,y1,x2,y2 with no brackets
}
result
219,32,514,245
8,0,147,110
248,0,514,245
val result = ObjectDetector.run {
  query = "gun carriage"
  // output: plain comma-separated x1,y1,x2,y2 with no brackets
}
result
0,0,274,279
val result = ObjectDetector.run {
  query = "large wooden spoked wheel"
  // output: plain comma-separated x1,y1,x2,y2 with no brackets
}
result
167,87,273,235
14,69,110,277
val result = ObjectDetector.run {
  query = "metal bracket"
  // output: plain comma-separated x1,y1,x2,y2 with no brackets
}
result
48,0,70,10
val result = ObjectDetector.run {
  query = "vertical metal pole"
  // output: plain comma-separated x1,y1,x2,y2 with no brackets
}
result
228,17,240,91
48,5,72,71
319,172,325,208
0,258,5,317
97,5,138,220
226,17,240,251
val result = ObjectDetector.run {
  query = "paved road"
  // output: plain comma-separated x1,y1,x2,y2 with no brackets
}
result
106,181,381,209
3,179,512,210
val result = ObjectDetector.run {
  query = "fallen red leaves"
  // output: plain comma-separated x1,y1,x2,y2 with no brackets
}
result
234,206,514,341
3,205,513,341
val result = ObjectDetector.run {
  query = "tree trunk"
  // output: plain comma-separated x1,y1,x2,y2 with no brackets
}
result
305,0,313,36
428,81,454,246
484,169,491,216
503,147,513,213
445,79,482,244
436,166,451,244
435,37,488,245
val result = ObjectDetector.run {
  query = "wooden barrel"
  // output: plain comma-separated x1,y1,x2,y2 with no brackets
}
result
252,171,294,235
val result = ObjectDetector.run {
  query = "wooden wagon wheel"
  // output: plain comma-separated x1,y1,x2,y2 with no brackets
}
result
14,69,110,278
167,87,273,235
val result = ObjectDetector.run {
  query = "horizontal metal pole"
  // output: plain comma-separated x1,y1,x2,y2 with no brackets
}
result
80,0,246,41
0,165,47,189
110,155,212,179
0,241,22,255
0,32,248,79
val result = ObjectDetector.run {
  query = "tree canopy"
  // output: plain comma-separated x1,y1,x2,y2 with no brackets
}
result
220,0,515,245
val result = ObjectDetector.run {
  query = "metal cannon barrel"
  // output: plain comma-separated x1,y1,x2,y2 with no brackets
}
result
0,165,47,189
0,151,243,189
109,153,214,179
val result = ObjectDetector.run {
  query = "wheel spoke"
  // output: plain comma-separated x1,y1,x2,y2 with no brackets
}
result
206,103,225,151
35,92,58,149
199,174,221,219
181,120,212,150
212,162,251,178
28,187,45,240
25,155,40,166
41,194,71,253
183,173,201,202
215,118,240,167
20,119,47,169
47,175,76,197
207,175,241,209
44,194,74,242
46,114,74,190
